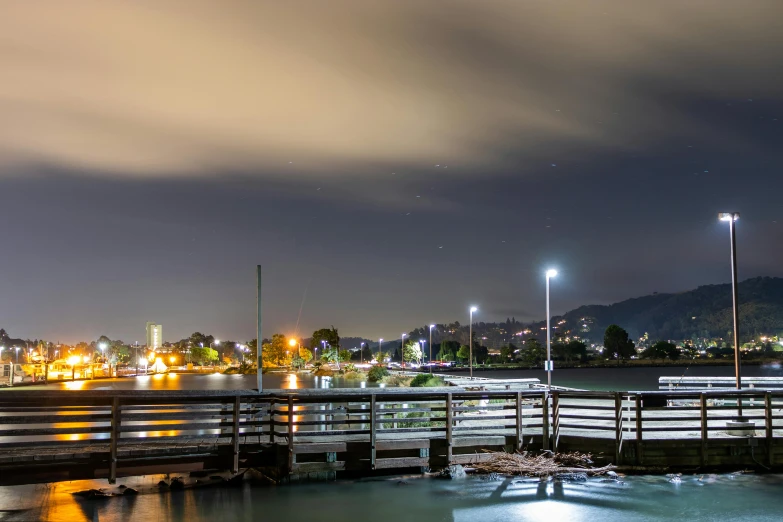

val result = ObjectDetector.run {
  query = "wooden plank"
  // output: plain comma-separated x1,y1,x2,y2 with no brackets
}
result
109,396,120,484
700,393,708,467
446,393,453,463
635,394,643,465
766,392,773,467
515,391,523,451
542,392,550,451
287,396,294,472
370,395,377,470
232,396,241,474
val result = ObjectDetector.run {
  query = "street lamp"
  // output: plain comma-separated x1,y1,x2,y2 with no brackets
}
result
321,340,327,363
360,342,365,364
378,338,383,362
546,269,558,391
469,307,477,378
429,325,435,374
401,333,407,370
719,212,744,419
15,346,20,363
419,340,426,369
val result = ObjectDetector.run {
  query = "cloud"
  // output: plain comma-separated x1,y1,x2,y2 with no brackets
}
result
1,1,781,179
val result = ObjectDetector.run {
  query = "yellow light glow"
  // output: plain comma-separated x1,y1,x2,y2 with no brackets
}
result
82,355,90,363
147,352,155,361
170,356,176,364
289,338,297,347
67,356,81,366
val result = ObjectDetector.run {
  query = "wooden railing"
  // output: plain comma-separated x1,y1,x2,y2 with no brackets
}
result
0,388,781,483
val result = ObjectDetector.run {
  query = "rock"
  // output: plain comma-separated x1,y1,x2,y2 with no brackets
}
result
606,471,618,478
73,489,111,499
438,465,467,480
397,480,410,486
559,473,588,482
122,488,139,496
117,485,127,489
157,480,169,488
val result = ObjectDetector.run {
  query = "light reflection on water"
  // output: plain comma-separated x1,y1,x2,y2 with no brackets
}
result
2,472,783,522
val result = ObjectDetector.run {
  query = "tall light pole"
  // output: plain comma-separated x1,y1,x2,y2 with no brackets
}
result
429,325,435,374
419,340,426,368
360,342,365,364
321,340,327,363
469,307,477,378
15,347,20,364
545,269,558,390
378,339,383,362
401,333,407,370
719,212,743,417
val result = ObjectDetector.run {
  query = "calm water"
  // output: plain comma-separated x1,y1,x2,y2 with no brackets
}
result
1,471,782,522
9,364,782,392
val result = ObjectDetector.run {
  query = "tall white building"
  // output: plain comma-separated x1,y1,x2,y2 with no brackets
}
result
146,322,162,350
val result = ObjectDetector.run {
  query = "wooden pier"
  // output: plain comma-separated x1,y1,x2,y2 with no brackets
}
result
1,387,782,486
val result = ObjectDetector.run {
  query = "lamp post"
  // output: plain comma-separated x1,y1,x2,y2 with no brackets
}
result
379,338,383,363
419,340,426,368
401,333,407,370
469,307,477,378
429,325,435,374
719,212,744,418
15,347,19,364
546,269,558,391
360,342,365,364
289,338,298,367
321,340,327,363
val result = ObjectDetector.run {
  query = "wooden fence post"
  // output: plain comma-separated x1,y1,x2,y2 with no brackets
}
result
542,392,550,451
446,393,453,464
287,395,295,473
700,393,708,467
614,393,622,464
552,391,560,452
370,395,377,469
765,392,773,467
232,396,241,474
269,398,276,443
635,394,643,465
109,396,120,484
515,391,523,451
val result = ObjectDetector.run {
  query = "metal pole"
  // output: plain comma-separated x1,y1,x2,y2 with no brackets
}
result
729,219,743,417
546,275,552,390
469,311,473,378
257,265,263,391
429,327,433,375
401,334,405,370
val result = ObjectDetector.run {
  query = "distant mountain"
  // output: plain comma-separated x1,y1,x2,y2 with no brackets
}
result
550,277,783,342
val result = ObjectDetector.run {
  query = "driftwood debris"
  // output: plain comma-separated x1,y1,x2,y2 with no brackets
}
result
471,450,616,477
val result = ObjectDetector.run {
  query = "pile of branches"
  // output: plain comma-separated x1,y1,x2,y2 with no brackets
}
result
471,450,615,477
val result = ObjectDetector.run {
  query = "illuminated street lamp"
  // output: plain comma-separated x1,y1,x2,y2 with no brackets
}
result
321,340,327,362
546,269,558,391
719,212,744,418
419,340,426,369
379,339,383,361
469,307,477,377
429,325,435,374
360,342,366,364
15,346,20,363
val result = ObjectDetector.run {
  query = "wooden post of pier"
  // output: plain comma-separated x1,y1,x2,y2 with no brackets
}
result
109,396,120,484
256,265,263,391
765,392,773,467
700,393,708,466
614,392,622,465
269,398,276,443
370,395,377,469
635,394,643,465
515,391,523,451
232,396,241,474
445,393,453,464
541,392,550,451
287,395,294,472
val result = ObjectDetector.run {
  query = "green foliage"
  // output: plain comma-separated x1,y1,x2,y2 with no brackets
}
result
262,334,290,366
641,341,680,361
499,344,516,362
403,340,423,364
456,345,470,361
553,340,587,363
367,365,390,382
519,338,545,366
311,327,340,351
438,340,460,361
410,373,446,387
190,346,219,365
604,325,636,362
474,345,489,364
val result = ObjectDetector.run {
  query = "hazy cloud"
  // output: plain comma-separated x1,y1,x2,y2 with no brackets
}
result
1,1,781,179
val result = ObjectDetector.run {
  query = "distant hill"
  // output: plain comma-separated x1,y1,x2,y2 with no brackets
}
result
550,277,783,342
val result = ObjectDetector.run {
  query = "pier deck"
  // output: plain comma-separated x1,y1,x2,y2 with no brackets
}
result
1,387,782,485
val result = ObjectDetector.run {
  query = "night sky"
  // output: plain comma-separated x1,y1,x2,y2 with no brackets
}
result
1,1,782,345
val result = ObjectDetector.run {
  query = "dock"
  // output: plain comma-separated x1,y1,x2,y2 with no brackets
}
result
660,376,783,390
1,387,782,486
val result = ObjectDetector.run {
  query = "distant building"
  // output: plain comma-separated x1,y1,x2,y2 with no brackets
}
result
146,322,162,350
